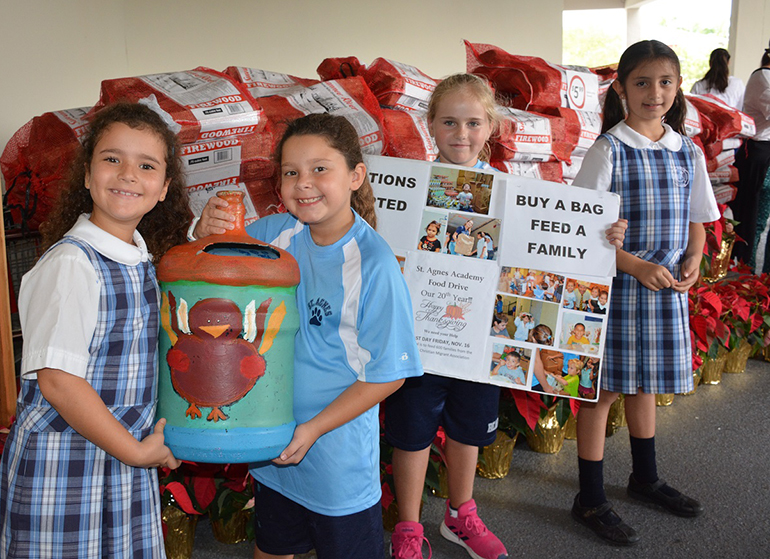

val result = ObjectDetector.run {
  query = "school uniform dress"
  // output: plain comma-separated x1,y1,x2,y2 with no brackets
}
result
0,216,165,558
575,122,719,394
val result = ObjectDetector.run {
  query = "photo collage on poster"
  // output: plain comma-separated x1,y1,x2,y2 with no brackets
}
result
417,165,501,260
487,267,611,401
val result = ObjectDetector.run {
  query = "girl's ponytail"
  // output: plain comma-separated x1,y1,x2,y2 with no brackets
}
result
601,86,626,134
664,89,687,135
351,180,378,230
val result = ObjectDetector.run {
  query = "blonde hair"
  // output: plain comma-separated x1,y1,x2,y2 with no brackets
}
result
568,358,584,373
427,73,500,162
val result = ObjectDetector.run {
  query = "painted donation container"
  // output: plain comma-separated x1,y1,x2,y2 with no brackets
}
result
157,190,299,463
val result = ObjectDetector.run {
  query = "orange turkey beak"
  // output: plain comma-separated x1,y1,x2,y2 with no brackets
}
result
200,324,230,338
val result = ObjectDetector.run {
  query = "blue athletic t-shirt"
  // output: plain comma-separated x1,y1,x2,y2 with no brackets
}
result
246,211,422,516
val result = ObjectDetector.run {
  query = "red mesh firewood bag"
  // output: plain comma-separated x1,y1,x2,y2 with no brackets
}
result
258,76,386,155
684,98,703,139
362,58,436,111
381,108,437,161
180,129,275,183
492,107,579,163
1,108,90,231
317,56,364,81
709,165,739,185
686,94,755,144
465,40,601,113
223,67,319,98
94,67,265,144
490,160,563,183
244,178,285,218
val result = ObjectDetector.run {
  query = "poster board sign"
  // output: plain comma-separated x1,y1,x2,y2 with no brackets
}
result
366,155,619,401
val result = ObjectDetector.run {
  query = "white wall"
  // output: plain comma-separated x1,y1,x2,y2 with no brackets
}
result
0,0,565,166
730,0,770,82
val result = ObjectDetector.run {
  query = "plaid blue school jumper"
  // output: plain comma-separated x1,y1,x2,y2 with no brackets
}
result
0,238,165,558
602,133,695,394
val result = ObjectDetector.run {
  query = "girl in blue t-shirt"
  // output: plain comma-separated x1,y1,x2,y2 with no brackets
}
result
194,114,422,559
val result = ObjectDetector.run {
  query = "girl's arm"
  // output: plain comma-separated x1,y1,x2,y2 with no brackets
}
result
192,196,236,238
616,249,677,291
273,378,404,465
673,222,706,293
37,368,180,469
532,351,557,394
551,373,568,386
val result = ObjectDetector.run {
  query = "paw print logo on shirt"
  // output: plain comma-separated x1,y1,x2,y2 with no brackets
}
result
307,297,333,327
309,307,323,326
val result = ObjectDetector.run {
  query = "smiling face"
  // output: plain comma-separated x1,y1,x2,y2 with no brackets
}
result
279,134,365,246
614,58,682,137
573,324,585,338
505,354,520,369
429,89,493,167
599,292,608,305
85,122,170,242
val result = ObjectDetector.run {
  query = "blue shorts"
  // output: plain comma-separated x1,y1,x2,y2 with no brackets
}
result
252,481,384,559
384,373,500,450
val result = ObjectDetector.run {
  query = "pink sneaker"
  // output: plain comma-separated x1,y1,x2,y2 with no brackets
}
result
390,521,432,559
439,500,508,559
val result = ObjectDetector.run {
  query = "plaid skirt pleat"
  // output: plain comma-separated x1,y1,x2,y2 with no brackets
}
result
602,258,692,394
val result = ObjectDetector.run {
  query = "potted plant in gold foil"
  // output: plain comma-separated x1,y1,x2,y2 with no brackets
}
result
158,462,212,559
689,281,730,385
477,392,525,478
207,463,254,544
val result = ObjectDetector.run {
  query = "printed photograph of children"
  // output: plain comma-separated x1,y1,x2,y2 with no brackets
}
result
444,213,500,260
417,211,447,253
489,343,531,388
578,356,600,400
498,267,564,303
427,165,494,215
515,299,558,344
561,278,611,312
559,313,603,354
490,295,558,345
531,349,582,397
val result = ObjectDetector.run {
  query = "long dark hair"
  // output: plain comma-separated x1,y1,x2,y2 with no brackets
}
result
702,48,730,93
602,40,686,134
41,102,190,260
274,113,377,229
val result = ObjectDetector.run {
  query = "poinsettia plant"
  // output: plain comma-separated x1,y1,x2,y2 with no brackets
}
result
206,463,254,527
689,281,730,368
506,389,571,433
714,268,770,350
158,461,217,517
